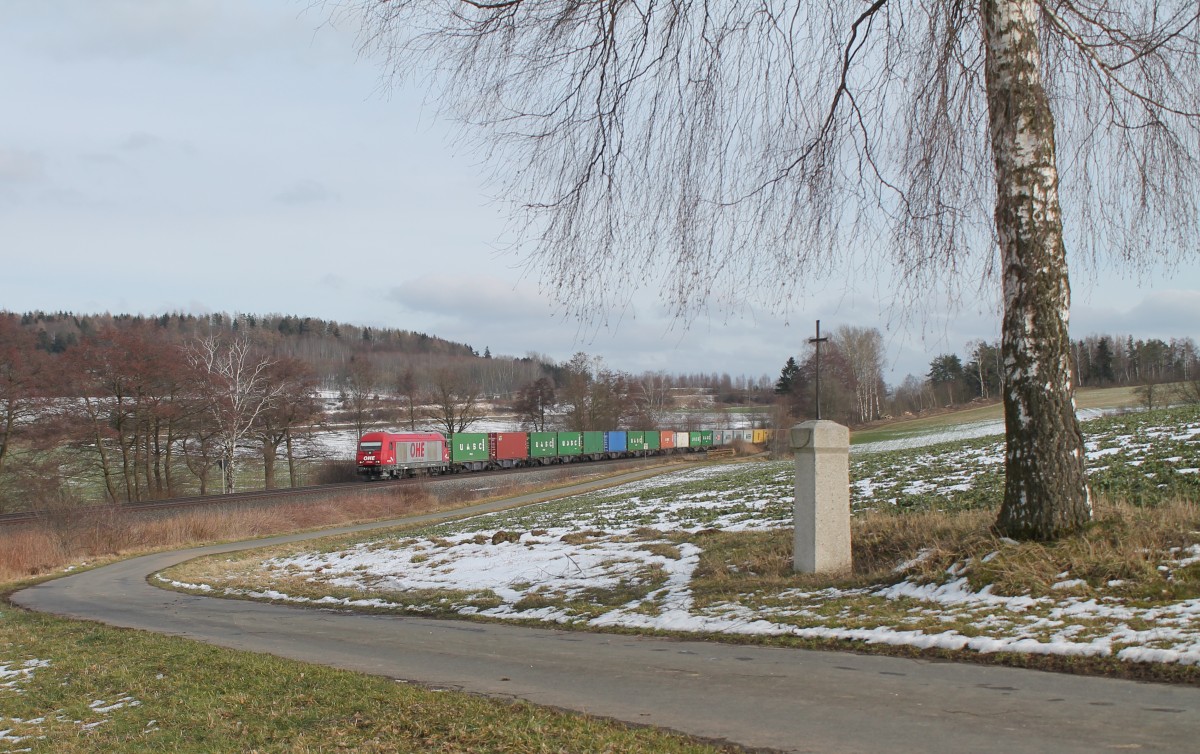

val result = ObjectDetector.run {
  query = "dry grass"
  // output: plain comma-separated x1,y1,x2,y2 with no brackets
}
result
855,496,1200,599
0,465,654,583
847,497,1200,601
0,528,70,578
0,476,566,582
690,496,1200,605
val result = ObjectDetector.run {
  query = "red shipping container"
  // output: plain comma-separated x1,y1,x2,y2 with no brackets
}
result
660,430,676,449
489,432,529,461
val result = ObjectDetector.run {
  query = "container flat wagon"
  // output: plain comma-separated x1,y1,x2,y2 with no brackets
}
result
356,422,763,480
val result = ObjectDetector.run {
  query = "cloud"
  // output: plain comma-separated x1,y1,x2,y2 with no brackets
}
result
386,275,555,323
119,132,164,151
0,149,46,184
275,179,339,206
15,1,358,70
37,188,112,210
1075,289,1200,340
31,2,258,63
319,273,348,291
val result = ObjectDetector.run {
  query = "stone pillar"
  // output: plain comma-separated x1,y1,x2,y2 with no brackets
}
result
791,420,851,574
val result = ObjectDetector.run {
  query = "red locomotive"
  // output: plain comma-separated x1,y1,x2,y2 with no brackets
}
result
356,431,450,479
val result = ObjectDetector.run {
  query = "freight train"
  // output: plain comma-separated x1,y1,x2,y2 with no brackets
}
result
355,428,774,480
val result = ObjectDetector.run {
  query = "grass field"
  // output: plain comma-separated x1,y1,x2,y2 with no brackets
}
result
0,601,732,753
849,384,1148,446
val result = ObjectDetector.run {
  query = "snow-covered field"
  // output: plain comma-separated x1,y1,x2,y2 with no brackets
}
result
851,407,1117,454
162,407,1200,666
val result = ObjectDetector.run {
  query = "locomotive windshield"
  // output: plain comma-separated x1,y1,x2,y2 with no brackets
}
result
358,441,382,451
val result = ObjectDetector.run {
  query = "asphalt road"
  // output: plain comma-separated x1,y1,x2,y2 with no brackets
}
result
12,469,1200,753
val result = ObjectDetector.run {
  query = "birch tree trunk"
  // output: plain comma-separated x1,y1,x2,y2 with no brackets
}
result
981,0,1091,538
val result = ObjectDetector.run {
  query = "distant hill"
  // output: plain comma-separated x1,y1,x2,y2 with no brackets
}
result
6,310,550,395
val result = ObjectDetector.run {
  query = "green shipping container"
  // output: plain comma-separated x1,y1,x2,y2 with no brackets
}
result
530,432,558,458
452,433,489,462
700,430,714,447
557,432,583,456
645,431,660,450
627,431,647,451
689,431,703,448
582,431,605,454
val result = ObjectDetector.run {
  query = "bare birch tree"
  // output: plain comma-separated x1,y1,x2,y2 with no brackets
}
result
834,326,885,424
340,0,1200,539
187,334,286,494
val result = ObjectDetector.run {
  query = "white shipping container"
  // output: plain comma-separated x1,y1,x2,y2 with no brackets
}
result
397,438,445,463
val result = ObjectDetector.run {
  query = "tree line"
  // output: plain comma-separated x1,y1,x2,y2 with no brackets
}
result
773,326,887,427
1,311,769,512
2,316,325,512
774,329,1200,427
1,311,547,511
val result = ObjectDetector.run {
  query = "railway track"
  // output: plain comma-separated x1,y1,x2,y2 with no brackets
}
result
0,455,694,528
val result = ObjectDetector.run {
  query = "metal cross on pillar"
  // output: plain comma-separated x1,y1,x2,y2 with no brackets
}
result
808,320,829,420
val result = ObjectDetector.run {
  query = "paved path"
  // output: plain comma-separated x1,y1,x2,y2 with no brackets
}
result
12,469,1200,753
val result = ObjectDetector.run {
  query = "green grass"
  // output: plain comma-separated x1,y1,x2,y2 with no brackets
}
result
0,600,734,753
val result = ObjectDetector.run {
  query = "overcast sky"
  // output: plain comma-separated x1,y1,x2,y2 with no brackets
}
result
3,1,1198,384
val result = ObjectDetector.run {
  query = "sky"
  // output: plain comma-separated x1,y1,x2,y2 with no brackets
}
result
2,1,1198,384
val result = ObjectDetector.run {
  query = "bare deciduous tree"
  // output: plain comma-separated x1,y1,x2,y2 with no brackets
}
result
559,353,637,430
514,377,557,431
341,0,1200,540
253,357,323,489
0,318,50,512
428,368,486,435
339,355,379,439
834,326,885,424
394,368,423,431
187,335,286,494
632,372,676,428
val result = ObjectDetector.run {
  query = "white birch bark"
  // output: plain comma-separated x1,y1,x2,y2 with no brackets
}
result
981,0,1092,538
188,336,285,495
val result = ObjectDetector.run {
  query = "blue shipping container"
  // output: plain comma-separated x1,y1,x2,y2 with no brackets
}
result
604,431,628,452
